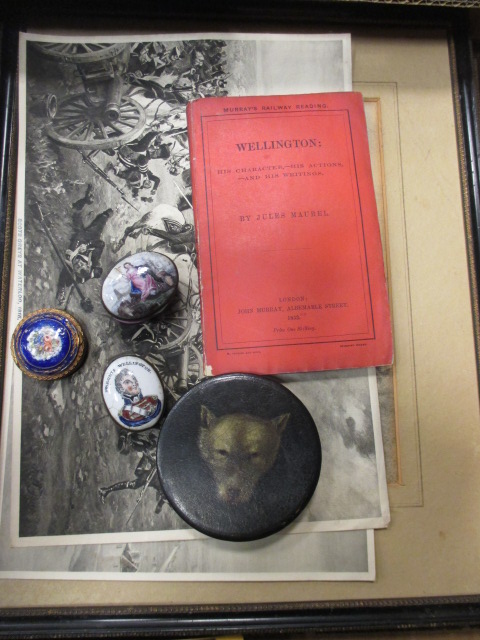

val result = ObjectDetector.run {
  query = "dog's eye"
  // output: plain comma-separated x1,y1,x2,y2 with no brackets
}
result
216,449,228,457
249,452,259,459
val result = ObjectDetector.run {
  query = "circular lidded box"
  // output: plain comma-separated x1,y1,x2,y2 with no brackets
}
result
11,308,86,381
156,373,322,542
101,251,178,324
102,355,164,431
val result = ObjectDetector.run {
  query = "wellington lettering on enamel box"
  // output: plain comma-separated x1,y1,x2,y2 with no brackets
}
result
187,92,393,375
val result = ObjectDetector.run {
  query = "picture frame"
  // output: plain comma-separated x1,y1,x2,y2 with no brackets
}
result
2,0,480,636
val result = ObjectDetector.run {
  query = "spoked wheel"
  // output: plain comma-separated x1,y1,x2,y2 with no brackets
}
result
145,343,203,398
32,42,128,64
45,94,146,150
152,293,193,352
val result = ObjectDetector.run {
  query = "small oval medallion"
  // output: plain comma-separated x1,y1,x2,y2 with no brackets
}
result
11,309,86,380
102,251,178,323
102,355,164,431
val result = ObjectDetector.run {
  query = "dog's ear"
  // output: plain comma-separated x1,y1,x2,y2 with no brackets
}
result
200,405,216,428
272,413,289,434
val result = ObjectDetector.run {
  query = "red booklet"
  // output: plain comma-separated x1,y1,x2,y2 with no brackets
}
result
187,92,393,375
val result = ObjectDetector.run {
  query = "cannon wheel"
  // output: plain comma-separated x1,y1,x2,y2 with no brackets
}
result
32,42,128,64
146,343,203,398
154,292,193,351
130,291,193,355
45,95,146,150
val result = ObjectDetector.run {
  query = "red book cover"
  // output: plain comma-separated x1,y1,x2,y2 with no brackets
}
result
187,92,393,376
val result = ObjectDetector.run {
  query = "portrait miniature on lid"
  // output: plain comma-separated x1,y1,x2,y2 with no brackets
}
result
102,251,178,323
102,355,164,431
156,373,322,541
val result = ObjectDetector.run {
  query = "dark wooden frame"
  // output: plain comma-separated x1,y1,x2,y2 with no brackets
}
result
1,597,480,638
2,1,480,636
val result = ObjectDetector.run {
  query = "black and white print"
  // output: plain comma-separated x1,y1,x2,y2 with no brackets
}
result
3,33,388,559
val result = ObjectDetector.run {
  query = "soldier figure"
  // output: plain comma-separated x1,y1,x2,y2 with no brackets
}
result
56,207,112,305
98,429,166,515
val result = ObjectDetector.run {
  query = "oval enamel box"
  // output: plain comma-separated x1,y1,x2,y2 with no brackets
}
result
156,373,322,541
102,355,164,431
101,251,178,324
11,308,86,380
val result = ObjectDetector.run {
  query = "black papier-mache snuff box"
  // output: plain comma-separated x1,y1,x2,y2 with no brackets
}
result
156,373,322,542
